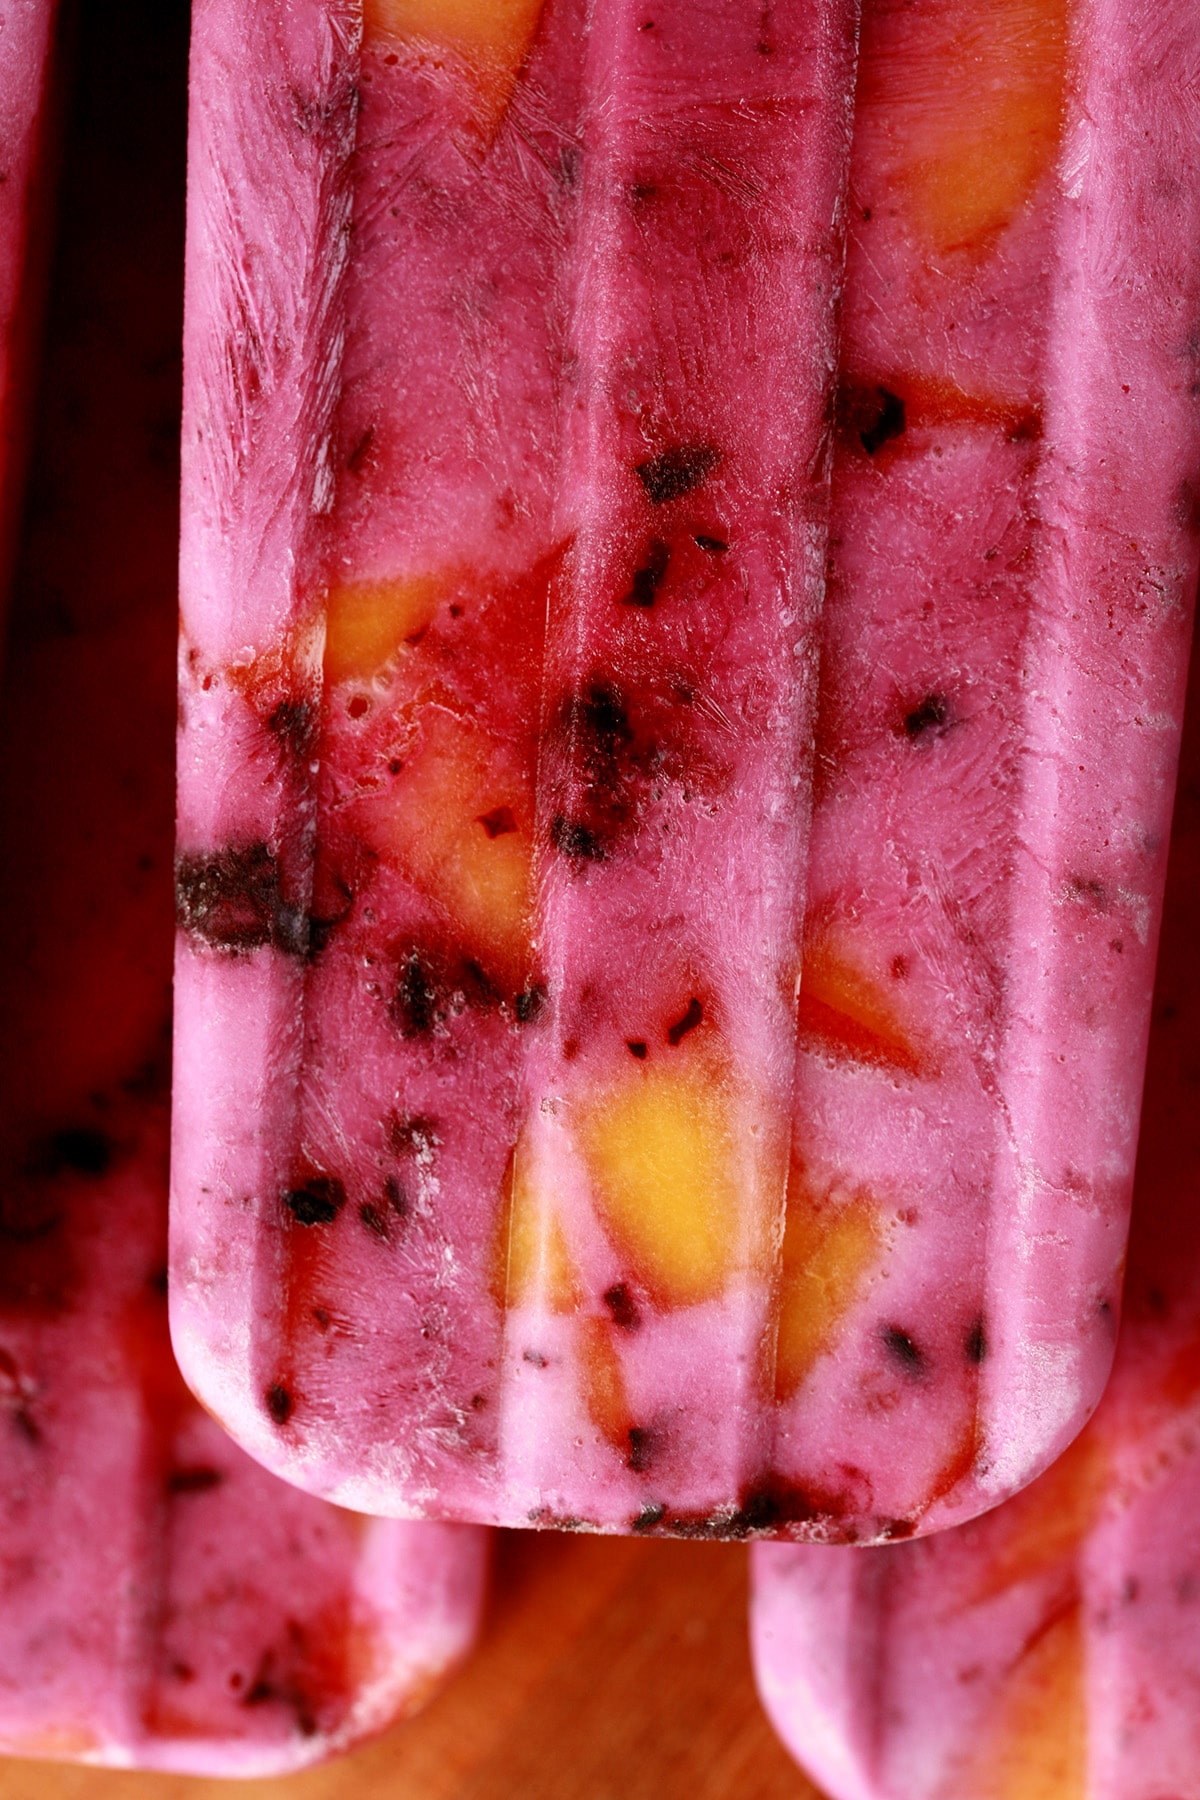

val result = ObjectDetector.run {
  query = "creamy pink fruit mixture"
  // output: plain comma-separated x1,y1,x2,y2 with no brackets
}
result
762,0,1200,1540
172,0,858,1531
0,0,58,612
173,0,1200,1540
751,617,1200,1800
0,14,484,1770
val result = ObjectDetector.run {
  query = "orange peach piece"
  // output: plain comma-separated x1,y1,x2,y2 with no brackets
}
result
773,1184,883,1399
970,1605,1087,1800
323,573,445,688
798,937,927,1077
865,0,1069,257
359,706,533,989
580,1316,634,1455
573,1063,743,1310
492,1144,582,1314
364,0,545,127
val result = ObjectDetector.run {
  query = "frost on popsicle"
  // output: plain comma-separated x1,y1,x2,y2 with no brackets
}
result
767,0,1200,1542
0,0,488,1760
173,0,1198,1540
751,439,1200,1800
173,0,859,1533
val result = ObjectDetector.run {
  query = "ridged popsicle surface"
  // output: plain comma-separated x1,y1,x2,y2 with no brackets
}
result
761,0,1200,1541
0,6,485,1769
752,612,1200,1798
172,0,860,1531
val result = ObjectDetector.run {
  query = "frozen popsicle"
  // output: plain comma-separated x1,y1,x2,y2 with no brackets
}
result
756,0,1200,1542
0,0,59,618
0,5,484,1772
750,602,1200,1800
171,0,858,1528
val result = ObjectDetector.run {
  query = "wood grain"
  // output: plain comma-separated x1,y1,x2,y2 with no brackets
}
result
0,1534,821,1800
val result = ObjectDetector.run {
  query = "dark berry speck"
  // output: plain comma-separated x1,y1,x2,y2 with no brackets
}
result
265,1383,294,1425
635,444,720,505
667,997,703,1045
603,1283,641,1331
627,1426,655,1473
882,1325,925,1375
859,388,906,457
284,1176,346,1227
625,538,671,608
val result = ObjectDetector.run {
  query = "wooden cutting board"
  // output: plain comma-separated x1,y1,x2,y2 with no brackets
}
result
0,1534,822,1800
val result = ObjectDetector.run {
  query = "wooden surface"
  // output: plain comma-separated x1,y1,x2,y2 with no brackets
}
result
0,1534,821,1800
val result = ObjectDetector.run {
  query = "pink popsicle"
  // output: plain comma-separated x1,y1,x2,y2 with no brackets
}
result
0,4,484,1772
758,0,1200,1542
0,0,59,615
751,612,1200,1797
171,0,860,1532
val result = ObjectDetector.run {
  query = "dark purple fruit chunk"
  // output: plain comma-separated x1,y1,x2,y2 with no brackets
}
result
603,1282,641,1330
479,805,517,838
266,696,317,760
392,950,439,1035
626,1425,655,1473
881,1324,925,1375
265,1382,294,1425
284,1176,346,1227
358,1201,390,1239
515,985,547,1024
625,538,671,607
168,1465,225,1494
551,814,604,862
858,387,906,456
667,997,703,1045
635,444,721,505
902,693,951,740
175,842,306,955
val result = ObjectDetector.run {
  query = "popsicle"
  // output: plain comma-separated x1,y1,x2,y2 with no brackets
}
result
0,0,60,618
750,604,1200,1800
0,1,484,1772
756,0,1200,1542
171,0,859,1528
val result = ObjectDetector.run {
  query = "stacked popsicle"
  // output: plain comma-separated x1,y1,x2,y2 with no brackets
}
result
749,0,1200,1789
751,568,1200,1800
0,0,484,1775
767,0,1200,1539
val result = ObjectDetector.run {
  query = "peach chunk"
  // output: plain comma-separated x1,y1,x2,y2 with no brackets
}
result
970,1605,1086,1800
774,1179,882,1400
798,936,927,1077
575,1065,740,1309
1158,1322,1200,1413
323,573,445,689
492,1145,581,1314
971,1427,1108,1603
861,0,1069,256
360,707,533,989
581,1317,634,1454
364,0,545,125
